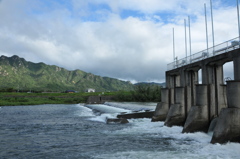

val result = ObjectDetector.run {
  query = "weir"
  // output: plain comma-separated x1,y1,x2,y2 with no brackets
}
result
152,37,240,143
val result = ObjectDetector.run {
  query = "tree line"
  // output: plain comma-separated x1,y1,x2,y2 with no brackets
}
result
115,84,162,102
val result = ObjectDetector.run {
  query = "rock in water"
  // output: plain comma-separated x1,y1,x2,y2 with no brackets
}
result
106,118,129,124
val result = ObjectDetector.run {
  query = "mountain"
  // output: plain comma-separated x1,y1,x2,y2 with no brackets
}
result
0,55,134,92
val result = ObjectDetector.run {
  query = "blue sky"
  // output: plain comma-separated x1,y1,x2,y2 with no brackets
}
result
0,0,238,83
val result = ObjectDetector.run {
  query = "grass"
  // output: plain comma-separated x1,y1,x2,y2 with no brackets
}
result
0,86,162,106
0,91,120,106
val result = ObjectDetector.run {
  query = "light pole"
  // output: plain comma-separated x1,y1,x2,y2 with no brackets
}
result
188,16,192,61
204,3,209,53
237,0,240,40
210,0,215,54
173,28,175,62
184,19,188,58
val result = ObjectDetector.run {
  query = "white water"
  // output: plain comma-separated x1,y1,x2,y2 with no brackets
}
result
105,102,156,111
74,104,95,117
81,102,240,159
97,118,240,159
1,103,239,159
85,104,132,114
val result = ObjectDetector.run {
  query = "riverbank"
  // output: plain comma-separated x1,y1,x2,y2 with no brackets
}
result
0,86,162,106
0,92,118,106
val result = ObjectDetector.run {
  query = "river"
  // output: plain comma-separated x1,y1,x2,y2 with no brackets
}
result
0,102,239,159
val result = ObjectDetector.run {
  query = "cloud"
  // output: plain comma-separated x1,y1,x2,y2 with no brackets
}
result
0,0,238,82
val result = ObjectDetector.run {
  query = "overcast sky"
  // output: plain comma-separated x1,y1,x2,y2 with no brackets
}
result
0,0,238,83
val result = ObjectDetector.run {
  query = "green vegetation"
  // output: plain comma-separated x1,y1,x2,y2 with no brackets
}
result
0,84,162,106
0,55,163,106
0,55,134,92
115,84,162,102
0,91,116,106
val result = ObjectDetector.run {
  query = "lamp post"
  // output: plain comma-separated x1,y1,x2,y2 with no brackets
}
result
204,3,209,53
188,16,192,62
237,0,240,40
210,0,215,54
173,28,175,62
184,19,188,59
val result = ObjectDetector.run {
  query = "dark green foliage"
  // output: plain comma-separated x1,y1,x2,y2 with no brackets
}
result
114,91,133,101
0,92,90,106
131,84,161,102
115,84,161,102
0,55,134,92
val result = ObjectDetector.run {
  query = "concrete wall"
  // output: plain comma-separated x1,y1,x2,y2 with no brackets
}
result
152,88,170,121
158,48,240,144
164,87,186,127
211,80,240,143
182,85,209,133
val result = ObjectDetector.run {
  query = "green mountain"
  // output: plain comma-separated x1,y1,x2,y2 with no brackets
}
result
0,55,134,92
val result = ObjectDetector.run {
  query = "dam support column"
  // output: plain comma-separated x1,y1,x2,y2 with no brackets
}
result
182,85,209,133
152,88,170,122
211,81,240,144
185,70,199,115
215,65,226,115
202,64,226,118
164,87,186,127
202,65,216,118
166,74,180,107
233,53,240,80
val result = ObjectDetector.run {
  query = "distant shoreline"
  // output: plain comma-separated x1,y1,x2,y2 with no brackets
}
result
0,92,114,106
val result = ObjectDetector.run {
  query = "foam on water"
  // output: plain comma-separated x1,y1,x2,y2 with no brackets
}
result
73,104,95,117
85,104,131,114
81,103,240,159
105,102,157,111
88,113,118,123
1,103,239,159
99,118,240,159
94,150,202,159
83,104,131,123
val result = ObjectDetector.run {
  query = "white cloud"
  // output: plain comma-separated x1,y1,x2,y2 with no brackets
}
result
0,0,238,82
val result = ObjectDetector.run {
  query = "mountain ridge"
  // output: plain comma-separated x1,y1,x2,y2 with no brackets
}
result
0,55,134,92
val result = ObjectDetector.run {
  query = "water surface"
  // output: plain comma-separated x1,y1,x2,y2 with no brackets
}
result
0,103,239,159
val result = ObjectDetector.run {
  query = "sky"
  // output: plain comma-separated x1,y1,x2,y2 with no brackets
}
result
0,0,238,83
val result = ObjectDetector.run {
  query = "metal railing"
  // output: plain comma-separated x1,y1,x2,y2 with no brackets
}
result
167,37,240,70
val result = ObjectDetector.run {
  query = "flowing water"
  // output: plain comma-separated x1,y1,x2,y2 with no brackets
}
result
0,102,239,159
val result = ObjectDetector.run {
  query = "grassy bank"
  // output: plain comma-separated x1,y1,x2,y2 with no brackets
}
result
0,85,162,106
0,92,117,106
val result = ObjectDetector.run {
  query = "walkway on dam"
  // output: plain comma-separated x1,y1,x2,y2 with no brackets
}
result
167,37,240,71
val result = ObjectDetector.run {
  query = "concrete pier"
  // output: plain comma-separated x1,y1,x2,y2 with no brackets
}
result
182,85,209,133
211,81,240,143
159,46,240,144
152,88,170,121
164,87,186,127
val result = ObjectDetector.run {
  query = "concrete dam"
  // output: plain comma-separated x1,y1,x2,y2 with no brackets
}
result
152,37,240,144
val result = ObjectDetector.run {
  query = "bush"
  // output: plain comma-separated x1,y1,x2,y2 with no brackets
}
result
115,85,161,102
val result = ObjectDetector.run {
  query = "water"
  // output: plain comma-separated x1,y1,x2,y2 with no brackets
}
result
0,102,239,159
